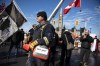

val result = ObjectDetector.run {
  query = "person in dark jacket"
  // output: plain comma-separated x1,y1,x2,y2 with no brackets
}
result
29,24,37,36
49,30,59,66
20,29,25,48
26,11,55,66
28,24,37,42
80,30,94,66
8,29,22,57
60,29,74,66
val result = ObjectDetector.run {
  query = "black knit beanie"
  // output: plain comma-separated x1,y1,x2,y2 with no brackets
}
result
37,11,47,20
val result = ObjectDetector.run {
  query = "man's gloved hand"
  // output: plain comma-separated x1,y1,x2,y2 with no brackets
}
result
23,44,30,51
29,40,38,50
23,40,38,51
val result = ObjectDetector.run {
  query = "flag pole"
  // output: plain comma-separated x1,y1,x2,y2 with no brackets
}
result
47,0,64,22
85,22,87,29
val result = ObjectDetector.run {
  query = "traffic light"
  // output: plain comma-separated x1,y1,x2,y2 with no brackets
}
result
53,20,56,25
75,20,79,26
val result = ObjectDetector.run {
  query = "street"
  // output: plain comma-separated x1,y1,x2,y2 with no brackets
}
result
0,43,100,66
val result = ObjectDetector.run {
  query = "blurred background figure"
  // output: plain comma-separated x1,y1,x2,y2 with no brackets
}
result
79,30,94,66
60,29,74,66
20,29,25,48
28,24,37,42
91,36,100,57
8,29,22,57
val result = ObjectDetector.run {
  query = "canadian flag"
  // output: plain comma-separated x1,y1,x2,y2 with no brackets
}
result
75,0,81,7
64,0,81,14
63,2,75,14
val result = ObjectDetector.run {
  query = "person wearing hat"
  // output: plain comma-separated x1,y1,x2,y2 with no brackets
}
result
79,30,94,66
27,24,37,43
25,11,55,66
60,29,74,66
29,24,37,37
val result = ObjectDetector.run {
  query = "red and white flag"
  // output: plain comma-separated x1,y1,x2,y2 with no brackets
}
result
75,0,81,8
63,2,75,14
63,0,81,14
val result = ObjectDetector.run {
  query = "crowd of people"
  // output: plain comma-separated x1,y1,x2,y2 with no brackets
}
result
6,11,100,66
